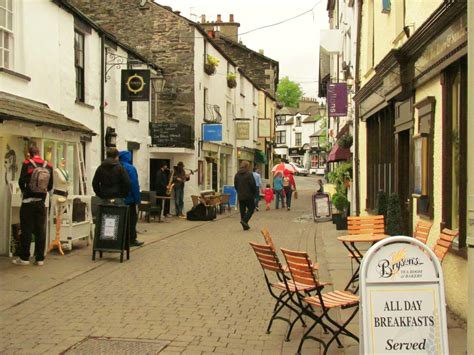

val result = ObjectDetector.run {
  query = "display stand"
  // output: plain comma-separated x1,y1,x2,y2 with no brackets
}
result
312,193,332,222
92,204,130,263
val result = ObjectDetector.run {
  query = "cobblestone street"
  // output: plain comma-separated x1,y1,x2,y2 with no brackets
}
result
0,177,466,354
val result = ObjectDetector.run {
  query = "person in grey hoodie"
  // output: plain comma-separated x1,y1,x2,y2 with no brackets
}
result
234,160,257,230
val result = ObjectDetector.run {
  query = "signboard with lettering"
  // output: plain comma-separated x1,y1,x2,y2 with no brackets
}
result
121,70,150,101
150,122,193,148
202,124,222,142
360,236,449,354
312,193,332,222
236,122,250,140
289,148,305,156
327,83,348,117
258,119,271,138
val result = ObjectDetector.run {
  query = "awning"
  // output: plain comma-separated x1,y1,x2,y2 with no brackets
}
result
327,143,352,162
254,150,267,164
0,91,94,135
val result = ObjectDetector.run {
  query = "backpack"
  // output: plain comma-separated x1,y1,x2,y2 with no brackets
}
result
28,160,50,193
186,203,216,221
283,176,290,187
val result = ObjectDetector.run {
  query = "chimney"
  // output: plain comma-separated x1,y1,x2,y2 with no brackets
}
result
207,30,215,38
259,49,264,55
201,14,206,23
216,14,222,22
229,14,234,22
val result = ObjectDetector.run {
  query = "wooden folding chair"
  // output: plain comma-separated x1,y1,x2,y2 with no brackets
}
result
347,215,385,235
281,248,359,355
260,228,319,272
433,228,458,262
413,220,433,244
249,242,309,341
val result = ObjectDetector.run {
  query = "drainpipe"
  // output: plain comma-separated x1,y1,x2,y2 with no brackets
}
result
100,33,105,161
354,0,363,216
467,0,474,351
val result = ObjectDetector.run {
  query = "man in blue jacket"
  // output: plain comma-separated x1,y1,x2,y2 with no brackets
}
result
119,151,143,247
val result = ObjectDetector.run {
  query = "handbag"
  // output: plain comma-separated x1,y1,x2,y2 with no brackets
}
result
294,190,298,199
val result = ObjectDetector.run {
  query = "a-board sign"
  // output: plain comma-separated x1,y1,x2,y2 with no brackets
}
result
360,236,449,354
150,122,193,148
93,204,130,262
312,193,332,222
222,185,237,207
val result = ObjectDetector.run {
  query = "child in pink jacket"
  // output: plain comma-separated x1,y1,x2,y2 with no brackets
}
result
263,183,274,211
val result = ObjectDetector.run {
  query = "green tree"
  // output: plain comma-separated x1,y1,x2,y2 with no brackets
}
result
276,77,303,108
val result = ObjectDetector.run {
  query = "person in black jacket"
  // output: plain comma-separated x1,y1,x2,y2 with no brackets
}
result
234,160,257,231
155,162,169,218
13,146,53,266
92,148,131,202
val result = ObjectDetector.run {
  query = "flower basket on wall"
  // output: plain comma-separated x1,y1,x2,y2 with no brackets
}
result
227,73,237,88
338,134,353,149
204,54,219,76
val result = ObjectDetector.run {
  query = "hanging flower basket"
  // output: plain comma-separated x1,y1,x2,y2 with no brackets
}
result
227,73,237,88
204,54,219,76
204,63,216,75
338,134,353,149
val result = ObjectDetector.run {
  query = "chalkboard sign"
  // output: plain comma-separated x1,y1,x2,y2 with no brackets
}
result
92,204,130,262
222,185,237,207
312,193,332,222
150,122,193,148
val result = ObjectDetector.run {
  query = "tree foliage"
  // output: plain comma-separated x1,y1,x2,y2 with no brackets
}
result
276,77,303,108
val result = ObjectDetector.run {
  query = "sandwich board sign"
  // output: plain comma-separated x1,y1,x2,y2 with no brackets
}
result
360,236,449,354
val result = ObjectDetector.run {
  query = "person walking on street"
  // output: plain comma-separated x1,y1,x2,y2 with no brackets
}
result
155,162,169,219
273,171,285,209
119,151,144,247
173,161,189,218
252,167,262,211
283,170,297,211
263,183,274,211
13,146,53,266
317,179,325,193
234,161,257,230
92,148,131,203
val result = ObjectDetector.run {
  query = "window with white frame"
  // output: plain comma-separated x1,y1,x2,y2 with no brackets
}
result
276,130,286,144
295,133,302,146
276,115,286,126
295,116,302,127
74,30,85,102
0,0,13,69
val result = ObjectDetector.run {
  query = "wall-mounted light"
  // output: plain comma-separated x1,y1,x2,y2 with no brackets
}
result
105,127,117,147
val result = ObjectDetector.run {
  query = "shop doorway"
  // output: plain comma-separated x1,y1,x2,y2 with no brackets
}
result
150,159,170,193
212,162,218,191
396,129,411,235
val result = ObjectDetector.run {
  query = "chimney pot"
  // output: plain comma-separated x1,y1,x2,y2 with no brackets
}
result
229,14,234,22
201,14,206,23
216,14,222,22
207,30,215,38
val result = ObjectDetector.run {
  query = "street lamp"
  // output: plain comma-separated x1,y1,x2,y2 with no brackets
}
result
105,127,117,147
319,105,327,118
153,70,166,93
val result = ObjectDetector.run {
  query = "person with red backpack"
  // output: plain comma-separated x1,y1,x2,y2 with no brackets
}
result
13,146,53,266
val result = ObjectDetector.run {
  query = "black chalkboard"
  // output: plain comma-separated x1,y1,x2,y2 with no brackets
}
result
312,193,332,222
92,204,130,262
150,122,193,148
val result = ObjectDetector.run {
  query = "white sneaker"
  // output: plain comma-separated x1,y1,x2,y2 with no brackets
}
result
12,258,30,266
34,260,44,266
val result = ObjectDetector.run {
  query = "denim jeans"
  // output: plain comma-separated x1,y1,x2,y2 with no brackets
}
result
174,186,184,215
285,188,293,208
275,189,284,209
20,201,46,261
255,188,260,208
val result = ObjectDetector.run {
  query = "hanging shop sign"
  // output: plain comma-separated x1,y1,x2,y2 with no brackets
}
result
202,124,222,142
149,122,193,148
258,119,271,138
360,236,449,354
236,122,250,140
121,70,150,101
327,83,348,117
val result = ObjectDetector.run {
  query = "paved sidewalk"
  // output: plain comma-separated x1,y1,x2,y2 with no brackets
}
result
0,179,467,354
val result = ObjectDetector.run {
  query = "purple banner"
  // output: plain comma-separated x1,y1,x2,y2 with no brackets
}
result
327,83,348,117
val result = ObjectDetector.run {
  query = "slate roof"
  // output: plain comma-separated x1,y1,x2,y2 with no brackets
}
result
284,117,294,125
276,107,298,116
303,114,321,123
0,91,94,135
310,129,325,137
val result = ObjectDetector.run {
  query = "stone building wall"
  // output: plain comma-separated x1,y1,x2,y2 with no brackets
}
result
69,0,195,125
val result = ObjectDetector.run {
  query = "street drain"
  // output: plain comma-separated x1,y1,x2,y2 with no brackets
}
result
62,337,169,354
294,214,313,223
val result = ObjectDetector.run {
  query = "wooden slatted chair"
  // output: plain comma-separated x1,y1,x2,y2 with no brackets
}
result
413,220,433,244
260,228,319,272
249,242,310,341
433,228,458,262
281,248,359,355
347,215,385,235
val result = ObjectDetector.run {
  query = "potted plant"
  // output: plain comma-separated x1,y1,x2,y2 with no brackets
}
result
332,193,349,230
386,192,402,236
227,73,237,88
375,190,387,218
204,54,219,75
337,133,353,149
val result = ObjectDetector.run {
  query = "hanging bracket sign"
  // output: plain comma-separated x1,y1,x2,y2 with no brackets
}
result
360,236,449,354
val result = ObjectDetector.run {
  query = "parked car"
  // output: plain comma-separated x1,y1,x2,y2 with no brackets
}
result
289,162,309,176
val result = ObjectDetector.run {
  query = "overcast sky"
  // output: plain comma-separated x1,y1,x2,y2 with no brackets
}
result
157,0,329,96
